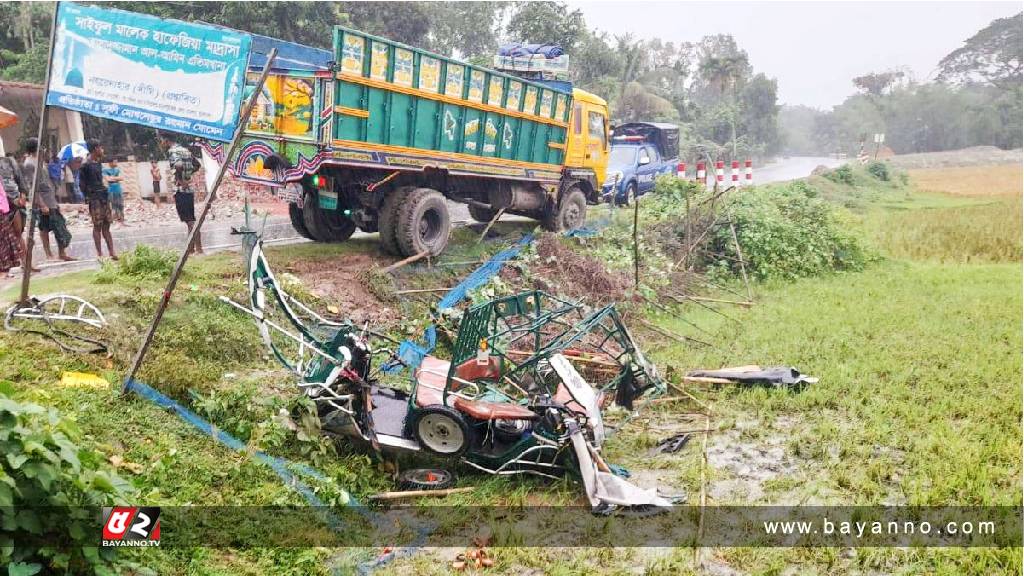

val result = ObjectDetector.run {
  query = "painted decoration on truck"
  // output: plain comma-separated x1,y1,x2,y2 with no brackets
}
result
420,56,440,92
341,35,365,76
555,94,567,121
244,73,315,137
445,64,464,97
539,90,553,117
394,48,414,87
487,76,504,106
468,70,485,103
464,119,479,151
483,118,498,154
502,123,514,149
443,110,457,141
506,81,522,111
523,86,538,114
370,42,389,81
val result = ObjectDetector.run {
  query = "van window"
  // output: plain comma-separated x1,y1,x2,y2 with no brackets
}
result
574,105,583,134
638,148,651,164
587,111,606,147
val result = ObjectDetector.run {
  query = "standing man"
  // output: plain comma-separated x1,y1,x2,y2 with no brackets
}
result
0,153,36,272
79,139,117,260
23,138,74,262
103,158,125,225
47,154,63,200
159,132,202,254
149,159,163,207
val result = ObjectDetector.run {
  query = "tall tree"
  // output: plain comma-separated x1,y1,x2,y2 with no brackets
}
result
505,1,585,53
938,12,1022,92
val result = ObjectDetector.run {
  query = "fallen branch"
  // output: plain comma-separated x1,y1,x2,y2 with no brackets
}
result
685,296,753,307
368,486,475,501
394,287,453,295
381,251,429,273
639,319,713,348
478,207,506,242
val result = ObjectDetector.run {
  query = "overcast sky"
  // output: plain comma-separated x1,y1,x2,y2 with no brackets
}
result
568,1,1021,109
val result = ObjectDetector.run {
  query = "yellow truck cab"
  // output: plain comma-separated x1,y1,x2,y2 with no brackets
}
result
565,88,610,190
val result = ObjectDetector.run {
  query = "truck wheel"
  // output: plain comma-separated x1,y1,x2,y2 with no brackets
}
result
468,203,497,223
396,188,450,257
288,203,314,240
543,187,587,232
303,190,356,243
378,186,414,255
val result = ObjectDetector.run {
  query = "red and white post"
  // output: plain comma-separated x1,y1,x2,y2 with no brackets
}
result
715,160,725,185
731,160,740,185
745,159,753,185
696,161,706,185
677,161,686,179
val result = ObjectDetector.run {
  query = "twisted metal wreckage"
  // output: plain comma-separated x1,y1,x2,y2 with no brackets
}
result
221,229,674,511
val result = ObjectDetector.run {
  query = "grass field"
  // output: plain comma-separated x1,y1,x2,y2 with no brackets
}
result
907,164,1022,197
1,164,1020,574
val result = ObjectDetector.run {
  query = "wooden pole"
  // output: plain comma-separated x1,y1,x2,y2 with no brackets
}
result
478,207,505,242
368,486,475,501
17,1,60,305
729,222,753,302
121,49,279,394
632,190,640,288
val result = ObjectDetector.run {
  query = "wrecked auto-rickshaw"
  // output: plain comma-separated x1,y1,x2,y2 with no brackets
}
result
223,231,670,509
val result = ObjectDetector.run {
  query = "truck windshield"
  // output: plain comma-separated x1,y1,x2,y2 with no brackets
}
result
609,147,636,167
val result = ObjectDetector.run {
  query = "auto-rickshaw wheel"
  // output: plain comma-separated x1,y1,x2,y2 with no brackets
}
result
398,468,456,490
412,405,471,457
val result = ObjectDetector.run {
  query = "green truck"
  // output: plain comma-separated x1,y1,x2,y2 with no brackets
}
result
221,27,612,257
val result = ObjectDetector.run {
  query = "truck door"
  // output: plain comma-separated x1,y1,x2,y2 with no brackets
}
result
583,106,609,185
565,103,586,168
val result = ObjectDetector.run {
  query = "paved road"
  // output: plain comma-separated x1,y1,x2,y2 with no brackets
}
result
756,156,845,184
7,156,834,290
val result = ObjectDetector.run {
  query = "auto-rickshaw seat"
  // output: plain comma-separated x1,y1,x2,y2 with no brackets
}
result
453,356,501,382
414,356,451,407
453,397,538,421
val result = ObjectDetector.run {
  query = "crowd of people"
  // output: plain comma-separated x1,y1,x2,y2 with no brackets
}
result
0,133,203,276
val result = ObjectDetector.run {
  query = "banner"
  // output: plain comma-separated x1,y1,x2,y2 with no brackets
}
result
47,2,251,141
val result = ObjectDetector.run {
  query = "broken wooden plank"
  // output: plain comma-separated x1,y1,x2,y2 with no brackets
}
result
368,487,475,501
381,251,429,273
394,287,453,295
685,295,753,307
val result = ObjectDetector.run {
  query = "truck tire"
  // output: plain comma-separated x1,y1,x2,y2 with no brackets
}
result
288,203,315,240
303,190,357,243
468,203,498,223
618,182,637,207
543,186,587,232
378,186,415,255
396,187,450,257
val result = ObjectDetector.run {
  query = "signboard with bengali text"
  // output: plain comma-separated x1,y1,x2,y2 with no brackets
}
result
47,2,251,141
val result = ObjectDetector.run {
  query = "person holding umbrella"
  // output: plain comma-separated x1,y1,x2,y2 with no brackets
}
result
23,138,74,262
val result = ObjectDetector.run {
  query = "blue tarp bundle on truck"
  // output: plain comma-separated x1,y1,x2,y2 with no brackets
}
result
498,43,565,58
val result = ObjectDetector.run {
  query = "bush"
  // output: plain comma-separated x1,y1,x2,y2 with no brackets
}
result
866,161,890,181
95,245,177,284
712,181,870,280
0,395,134,574
823,165,855,185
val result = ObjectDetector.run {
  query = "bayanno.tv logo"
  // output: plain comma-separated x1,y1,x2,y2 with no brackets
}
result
101,507,161,547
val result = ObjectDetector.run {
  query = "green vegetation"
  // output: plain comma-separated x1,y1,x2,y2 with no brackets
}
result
0,395,134,574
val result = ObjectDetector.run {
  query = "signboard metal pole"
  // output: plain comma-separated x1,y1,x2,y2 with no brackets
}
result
121,48,278,394
18,1,61,305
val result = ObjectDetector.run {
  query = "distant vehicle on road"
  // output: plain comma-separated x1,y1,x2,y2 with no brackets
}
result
602,122,679,205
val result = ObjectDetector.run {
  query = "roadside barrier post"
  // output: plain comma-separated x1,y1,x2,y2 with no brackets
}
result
715,161,724,186
745,160,753,186
696,162,706,186
731,161,739,185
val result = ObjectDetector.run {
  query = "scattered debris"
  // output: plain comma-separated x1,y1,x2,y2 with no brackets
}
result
5,295,108,354
223,232,670,512
453,547,494,571
686,366,818,388
59,371,110,390
650,432,692,455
